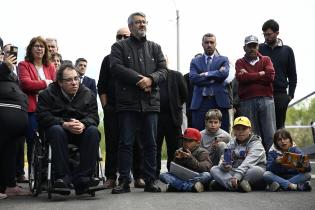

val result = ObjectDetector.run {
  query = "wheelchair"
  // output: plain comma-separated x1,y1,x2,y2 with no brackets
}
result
28,131,105,199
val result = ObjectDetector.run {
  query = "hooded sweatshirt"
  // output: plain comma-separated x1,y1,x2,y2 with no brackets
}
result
226,134,266,180
200,128,231,150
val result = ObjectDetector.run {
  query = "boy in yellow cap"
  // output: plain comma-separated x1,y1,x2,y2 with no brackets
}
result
210,116,266,192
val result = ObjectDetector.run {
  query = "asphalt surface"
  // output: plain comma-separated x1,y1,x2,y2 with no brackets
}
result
0,180,314,210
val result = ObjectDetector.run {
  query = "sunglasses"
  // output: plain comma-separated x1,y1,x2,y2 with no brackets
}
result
116,34,129,40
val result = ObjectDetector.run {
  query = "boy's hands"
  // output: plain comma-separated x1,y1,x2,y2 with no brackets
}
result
175,148,191,159
229,177,238,190
221,162,232,172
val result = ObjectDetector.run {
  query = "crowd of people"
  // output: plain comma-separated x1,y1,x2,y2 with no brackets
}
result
0,12,310,200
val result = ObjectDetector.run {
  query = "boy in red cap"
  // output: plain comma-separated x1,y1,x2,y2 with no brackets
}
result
159,128,213,192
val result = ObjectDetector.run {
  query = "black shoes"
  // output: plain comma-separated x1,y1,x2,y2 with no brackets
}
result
112,180,161,193
144,182,161,192
74,177,101,195
112,182,131,194
54,177,72,189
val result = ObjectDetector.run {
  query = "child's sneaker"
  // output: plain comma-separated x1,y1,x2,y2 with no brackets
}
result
239,180,251,192
166,184,178,192
269,182,280,192
297,181,312,191
193,182,204,193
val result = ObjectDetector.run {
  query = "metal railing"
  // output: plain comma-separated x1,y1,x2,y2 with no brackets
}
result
286,91,315,154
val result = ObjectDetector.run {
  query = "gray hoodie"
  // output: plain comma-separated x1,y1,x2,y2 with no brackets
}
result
227,134,266,180
200,128,231,149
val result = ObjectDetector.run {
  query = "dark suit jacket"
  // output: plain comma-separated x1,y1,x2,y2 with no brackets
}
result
167,70,188,127
82,76,97,95
189,54,231,110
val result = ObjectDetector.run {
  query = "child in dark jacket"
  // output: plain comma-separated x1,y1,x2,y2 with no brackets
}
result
159,128,213,192
263,129,312,191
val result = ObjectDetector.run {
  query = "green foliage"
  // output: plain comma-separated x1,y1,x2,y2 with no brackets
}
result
98,112,105,159
286,97,315,148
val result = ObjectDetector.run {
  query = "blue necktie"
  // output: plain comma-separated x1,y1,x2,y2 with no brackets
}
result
206,56,212,70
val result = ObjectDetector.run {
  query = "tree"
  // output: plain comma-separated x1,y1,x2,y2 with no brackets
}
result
286,97,315,148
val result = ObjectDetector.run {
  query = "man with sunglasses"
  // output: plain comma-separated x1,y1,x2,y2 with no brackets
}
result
97,27,146,190
110,12,167,194
259,19,297,130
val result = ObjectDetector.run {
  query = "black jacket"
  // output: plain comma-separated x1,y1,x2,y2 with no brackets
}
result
97,55,116,106
259,41,297,98
36,82,99,129
110,35,167,112
165,70,188,127
0,63,27,111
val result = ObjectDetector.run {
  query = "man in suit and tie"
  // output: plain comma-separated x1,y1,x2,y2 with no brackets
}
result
75,58,97,95
189,33,230,132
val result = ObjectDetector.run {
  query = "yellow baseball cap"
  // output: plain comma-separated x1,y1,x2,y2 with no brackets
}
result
233,116,251,128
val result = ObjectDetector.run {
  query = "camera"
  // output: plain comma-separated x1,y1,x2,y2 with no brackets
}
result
10,46,18,64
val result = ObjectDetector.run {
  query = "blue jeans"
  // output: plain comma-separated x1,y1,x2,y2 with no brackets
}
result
210,165,266,190
159,172,212,192
191,97,230,132
46,125,99,181
117,111,158,183
26,112,38,165
239,97,276,151
263,171,311,190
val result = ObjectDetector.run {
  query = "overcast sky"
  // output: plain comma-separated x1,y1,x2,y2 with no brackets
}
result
2,0,315,103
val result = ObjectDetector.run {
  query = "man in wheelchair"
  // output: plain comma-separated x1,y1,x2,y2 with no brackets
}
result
36,63,102,195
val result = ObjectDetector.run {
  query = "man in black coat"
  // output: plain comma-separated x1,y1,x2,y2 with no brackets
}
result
36,63,100,195
97,27,145,189
259,19,297,129
110,12,167,194
156,69,188,177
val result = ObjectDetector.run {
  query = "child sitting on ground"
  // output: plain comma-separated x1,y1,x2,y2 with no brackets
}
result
200,109,231,165
159,128,212,192
263,128,312,191
210,116,266,192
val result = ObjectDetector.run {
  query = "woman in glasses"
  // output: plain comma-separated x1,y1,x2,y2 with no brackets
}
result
17,36,56,170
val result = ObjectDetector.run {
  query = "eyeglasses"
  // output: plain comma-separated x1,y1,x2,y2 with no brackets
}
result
116,34,130,40
62,76,80,83
134,20,148,25
262,32,275,37
33,44,45,49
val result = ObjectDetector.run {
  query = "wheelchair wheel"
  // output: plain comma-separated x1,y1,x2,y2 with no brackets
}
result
47,180,52,199
28,138,43,196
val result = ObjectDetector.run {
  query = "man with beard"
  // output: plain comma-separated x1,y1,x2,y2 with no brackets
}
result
97,27,146,189
36,63,101,195
235,35,276,152
110,12,167,194
259,19,297,129
189,33,230,132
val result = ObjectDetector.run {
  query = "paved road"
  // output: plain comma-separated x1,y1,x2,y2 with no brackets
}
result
1,181,314,210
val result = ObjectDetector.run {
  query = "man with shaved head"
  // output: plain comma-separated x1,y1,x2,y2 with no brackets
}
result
97,27,145,189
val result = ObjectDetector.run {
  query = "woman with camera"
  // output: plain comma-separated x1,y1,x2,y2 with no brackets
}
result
0,42,29,198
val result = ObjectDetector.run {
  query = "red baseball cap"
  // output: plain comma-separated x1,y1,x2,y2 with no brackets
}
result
182,128,201,142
